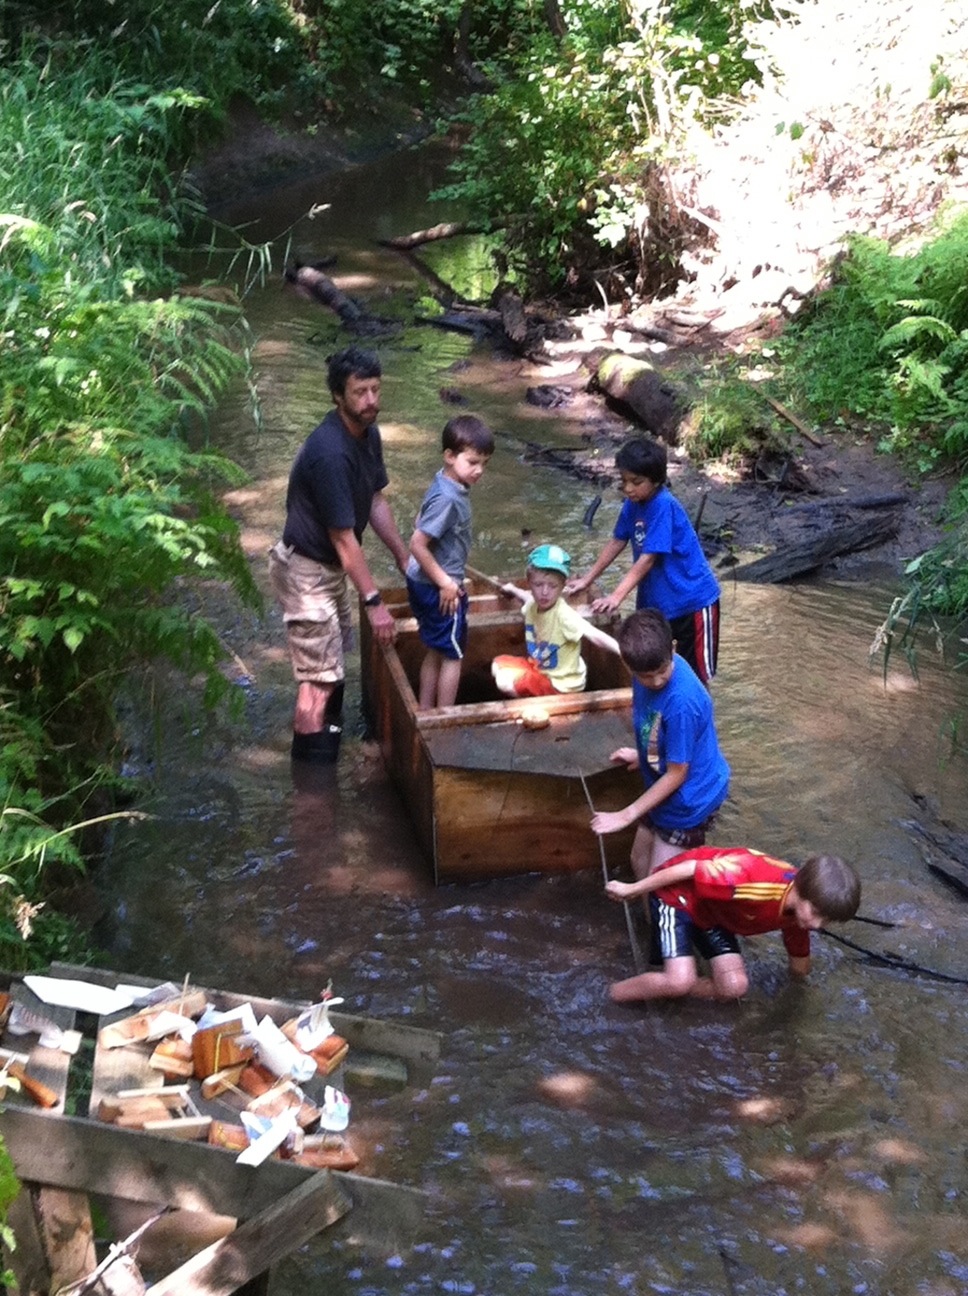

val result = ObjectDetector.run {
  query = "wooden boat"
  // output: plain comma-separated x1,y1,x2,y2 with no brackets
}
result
360,573,638,884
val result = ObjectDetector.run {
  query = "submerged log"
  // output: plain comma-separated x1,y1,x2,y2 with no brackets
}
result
731,514,897,582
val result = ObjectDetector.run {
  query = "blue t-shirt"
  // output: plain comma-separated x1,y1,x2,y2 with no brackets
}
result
405,469,472,585
283,408,390,566
631,654,730,829
614,486,719,618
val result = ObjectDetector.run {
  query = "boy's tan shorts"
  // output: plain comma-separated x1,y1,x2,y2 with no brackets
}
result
268,541,355,684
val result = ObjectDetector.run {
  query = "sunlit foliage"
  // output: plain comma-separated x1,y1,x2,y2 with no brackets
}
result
0,53,259,967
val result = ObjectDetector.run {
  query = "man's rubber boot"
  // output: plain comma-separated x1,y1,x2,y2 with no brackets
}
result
323,681,345,727
291,725,342,764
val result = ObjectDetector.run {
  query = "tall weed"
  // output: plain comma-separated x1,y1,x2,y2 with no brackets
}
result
0,52,260,965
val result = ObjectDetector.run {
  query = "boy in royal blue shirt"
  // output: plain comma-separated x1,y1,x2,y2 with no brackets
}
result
590,608,730,880
406,415,494,709
567,438,721,683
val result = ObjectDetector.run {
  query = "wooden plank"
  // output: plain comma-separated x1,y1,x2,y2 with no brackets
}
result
1,1106,335,1219
50,964,442,1070
2,980,76,1113
4,1186,52,1296
415,685,631,733
148,1171,350,1296
32,1186,98,1293
432,763,634,883
2,1108,423,1238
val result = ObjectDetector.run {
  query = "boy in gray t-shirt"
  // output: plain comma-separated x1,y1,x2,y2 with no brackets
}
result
406,416,494,708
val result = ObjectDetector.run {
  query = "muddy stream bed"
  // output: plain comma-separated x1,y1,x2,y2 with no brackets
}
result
96,143,968,1295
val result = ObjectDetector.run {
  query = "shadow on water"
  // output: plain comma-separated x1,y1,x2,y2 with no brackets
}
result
97,142,968,1295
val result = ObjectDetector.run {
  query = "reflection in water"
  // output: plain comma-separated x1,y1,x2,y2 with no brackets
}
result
97,145,968,1295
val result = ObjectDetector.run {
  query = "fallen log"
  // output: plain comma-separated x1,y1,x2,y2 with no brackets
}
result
730,515,897,582
781,492,909,515
283,262,364,327
591,351,686,442
378,220,504,252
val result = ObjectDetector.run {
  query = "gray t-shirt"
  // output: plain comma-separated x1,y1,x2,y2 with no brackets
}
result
405,469,471,585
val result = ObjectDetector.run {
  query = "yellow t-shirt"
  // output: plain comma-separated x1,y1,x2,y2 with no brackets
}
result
522,597,587,692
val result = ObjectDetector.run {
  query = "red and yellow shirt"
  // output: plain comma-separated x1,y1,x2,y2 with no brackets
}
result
655,846,810,958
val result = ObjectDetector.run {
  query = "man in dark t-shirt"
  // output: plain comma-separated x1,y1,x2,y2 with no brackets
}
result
269,347,409,763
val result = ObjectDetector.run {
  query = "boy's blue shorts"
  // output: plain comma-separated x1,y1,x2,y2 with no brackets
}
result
648,894,740,964
406,578,468,661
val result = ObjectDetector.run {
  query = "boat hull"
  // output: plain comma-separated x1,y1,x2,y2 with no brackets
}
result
360,579,638,883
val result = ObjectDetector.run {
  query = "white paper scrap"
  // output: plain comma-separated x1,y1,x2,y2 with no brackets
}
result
22,976,136,1017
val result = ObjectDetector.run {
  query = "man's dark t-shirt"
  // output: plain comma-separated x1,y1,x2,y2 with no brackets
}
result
282,408,390,566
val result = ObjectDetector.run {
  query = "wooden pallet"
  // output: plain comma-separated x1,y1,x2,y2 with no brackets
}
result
1,963,441,1295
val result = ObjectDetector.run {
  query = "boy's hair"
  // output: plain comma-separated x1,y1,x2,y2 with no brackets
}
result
615,437,668,485
617,608,673,673
443,415,495,456
327,346,381,396
794,855,861,922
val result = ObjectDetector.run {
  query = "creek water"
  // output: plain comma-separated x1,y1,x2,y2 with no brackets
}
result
96,143,968,1295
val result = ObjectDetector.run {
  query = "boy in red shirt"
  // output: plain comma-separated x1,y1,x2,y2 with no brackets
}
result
604,847,860,1004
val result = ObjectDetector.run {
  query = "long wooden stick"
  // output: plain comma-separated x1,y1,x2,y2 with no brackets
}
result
578,773,646,973
465,564,512,595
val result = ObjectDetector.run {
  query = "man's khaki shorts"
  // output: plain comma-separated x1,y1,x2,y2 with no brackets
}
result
268,541,355,684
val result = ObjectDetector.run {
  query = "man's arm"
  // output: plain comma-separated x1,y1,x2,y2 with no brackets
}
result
590,760,689,836
329,526,397,645
605,857,696,902
368,490,409,574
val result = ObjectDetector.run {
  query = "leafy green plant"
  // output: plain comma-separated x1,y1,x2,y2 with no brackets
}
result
682,375,785,463
0,48,264,964
778,213,968,462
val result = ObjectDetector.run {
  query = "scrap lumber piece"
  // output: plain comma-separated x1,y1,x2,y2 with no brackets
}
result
1,1107,343,1219
148,1171,350,1296
730,515,897,582
98,990,207,1049
23,1187,97,1296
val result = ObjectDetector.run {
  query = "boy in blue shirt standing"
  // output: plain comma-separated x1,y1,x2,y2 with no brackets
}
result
566,438,721,683
590,608,730,880
407,415,494,709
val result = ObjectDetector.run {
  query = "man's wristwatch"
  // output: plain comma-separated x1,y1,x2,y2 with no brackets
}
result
363,591,382,608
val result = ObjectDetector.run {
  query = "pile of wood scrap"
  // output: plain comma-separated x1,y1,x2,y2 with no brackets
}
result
94,983,360,1169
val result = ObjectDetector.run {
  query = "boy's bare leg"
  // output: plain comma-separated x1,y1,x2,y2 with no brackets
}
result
418,651,442,710
629,823,656,879
700,952,748,1001
436,656,463,709
609,955,698,1003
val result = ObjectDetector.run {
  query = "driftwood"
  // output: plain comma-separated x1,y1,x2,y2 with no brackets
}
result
900,804,968,900
781,492,909,515
730,514,897,582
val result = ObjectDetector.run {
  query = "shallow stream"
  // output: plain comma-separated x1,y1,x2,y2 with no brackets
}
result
97,143,968,1295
